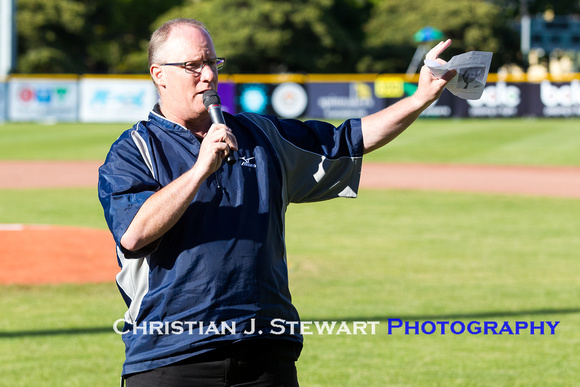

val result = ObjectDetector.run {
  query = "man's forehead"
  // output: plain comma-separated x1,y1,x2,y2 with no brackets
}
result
163,25,215,60
169,25,213,47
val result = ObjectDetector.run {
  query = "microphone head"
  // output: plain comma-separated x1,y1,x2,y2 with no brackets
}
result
203,90,221,109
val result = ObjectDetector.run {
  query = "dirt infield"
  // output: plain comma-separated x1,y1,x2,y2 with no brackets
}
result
0,161,102,189
2,160,580,197
0,224,118,284
1,160,579,285
360,163,580,198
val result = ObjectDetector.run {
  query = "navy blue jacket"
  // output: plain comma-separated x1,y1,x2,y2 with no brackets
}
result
98,106,363,375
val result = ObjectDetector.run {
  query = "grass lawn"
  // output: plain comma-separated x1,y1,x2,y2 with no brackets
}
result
1,118,580,166
0,119,578,385
287,190,580,386
0,188,578,386
0,188,106,229
0,122,129,161
363,118,580,166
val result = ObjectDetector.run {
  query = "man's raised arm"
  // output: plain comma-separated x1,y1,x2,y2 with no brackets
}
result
362,39,457,154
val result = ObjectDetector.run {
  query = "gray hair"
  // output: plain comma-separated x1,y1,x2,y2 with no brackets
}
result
148,18,209,68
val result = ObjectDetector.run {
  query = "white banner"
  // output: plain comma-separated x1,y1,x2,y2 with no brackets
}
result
8,78,78,122
79,78,158,123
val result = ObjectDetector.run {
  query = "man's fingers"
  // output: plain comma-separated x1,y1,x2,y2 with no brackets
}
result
215,142,231,160
426,39,452,61
208,124,238,151
227,129,238,152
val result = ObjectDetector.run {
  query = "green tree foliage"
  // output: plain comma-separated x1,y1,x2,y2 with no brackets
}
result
16,0,559,74
496,0,580,16
16,0,183,74
361,0,516,72
82,0,183,73
17,0,88,73
155,0,370,73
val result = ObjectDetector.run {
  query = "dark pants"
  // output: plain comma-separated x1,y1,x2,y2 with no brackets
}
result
124,339,301,387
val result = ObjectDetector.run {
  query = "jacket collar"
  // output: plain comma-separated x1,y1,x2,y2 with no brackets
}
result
149,103,190,133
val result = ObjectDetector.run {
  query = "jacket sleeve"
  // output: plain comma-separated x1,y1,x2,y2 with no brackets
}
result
240,113,364,203
98,128,161,257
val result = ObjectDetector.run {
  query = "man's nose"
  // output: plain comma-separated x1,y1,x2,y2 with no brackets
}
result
199,63,216,82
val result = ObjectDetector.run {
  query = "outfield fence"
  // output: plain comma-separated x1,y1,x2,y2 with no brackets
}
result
1,73,580,123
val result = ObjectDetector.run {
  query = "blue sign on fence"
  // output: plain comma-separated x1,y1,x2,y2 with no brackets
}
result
306,82,386,119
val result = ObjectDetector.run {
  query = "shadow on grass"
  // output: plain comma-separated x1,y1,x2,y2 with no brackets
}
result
2,307,580,339
0,326,114,338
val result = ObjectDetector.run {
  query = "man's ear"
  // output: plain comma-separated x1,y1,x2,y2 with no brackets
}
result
150,65,165,88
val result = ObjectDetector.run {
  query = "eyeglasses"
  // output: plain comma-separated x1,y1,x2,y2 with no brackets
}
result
161,58,225,75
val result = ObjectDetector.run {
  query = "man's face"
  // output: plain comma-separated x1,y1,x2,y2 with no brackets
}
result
153,26,219,124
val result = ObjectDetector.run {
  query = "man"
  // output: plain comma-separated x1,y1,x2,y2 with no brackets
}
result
98,18,456,386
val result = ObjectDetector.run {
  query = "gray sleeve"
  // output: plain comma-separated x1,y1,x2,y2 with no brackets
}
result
241,114,363,203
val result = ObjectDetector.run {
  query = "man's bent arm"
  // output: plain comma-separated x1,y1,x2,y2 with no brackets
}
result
361,40,457,154
120,123,237,252
120,165,206,252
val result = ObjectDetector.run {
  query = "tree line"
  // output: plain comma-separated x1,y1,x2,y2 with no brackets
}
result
15,0,578,75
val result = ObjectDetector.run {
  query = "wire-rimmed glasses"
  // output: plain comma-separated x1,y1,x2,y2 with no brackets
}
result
161,58,225,75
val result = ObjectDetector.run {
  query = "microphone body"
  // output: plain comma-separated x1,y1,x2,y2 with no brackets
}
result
207,104,226,125
202,90,236,165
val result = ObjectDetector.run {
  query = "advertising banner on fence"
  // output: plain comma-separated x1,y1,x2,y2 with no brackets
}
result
307,82,386,119
8,78,78,122
270,82,308,118
459,81,525,118
2,75,580,122
420,89,455,118
235,82,308,119
537,80,580,117
382,80,580,118
217,82,237,115
237,83,271,115
79,78,158,123
456,81,580,118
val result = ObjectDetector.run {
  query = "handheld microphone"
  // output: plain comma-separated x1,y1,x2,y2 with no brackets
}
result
203,90,236,165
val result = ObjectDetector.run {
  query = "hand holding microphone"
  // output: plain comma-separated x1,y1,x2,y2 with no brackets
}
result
203,90,237,166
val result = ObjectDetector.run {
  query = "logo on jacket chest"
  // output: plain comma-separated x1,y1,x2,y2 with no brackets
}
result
240,156,257,168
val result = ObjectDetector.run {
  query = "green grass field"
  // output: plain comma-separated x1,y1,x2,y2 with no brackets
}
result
2,118,580,165
1,119,579,386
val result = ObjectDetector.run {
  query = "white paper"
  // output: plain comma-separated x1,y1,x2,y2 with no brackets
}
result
425,51,493,100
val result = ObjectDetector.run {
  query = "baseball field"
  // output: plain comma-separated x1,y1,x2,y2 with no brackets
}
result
1,118,579,386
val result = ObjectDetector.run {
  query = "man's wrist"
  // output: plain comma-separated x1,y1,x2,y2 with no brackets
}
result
408,92,433,114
